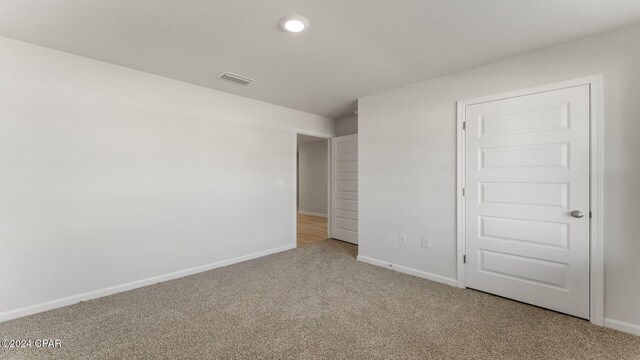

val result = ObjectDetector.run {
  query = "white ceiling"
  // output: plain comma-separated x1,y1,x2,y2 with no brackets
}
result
1,1,640,119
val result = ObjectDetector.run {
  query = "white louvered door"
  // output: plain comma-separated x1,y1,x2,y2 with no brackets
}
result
331,134,358,244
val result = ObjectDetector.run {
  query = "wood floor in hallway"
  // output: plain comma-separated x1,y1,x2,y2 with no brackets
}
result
297,213,327,246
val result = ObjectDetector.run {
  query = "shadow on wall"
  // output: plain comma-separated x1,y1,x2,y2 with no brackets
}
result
336,115,358,136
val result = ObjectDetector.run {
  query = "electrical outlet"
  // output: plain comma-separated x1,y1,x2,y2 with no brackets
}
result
231,227,238,237
422,236,431,248
398,233,406,244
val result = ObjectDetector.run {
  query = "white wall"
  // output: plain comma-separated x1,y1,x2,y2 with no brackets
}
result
359,24,640,333
336,115,358,136
297,140,328,216
0,36,334,320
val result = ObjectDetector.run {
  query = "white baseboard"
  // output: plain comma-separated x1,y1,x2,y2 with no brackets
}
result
0,244,295,323
357,255,458,287
297,210,328,218
605,318,640,336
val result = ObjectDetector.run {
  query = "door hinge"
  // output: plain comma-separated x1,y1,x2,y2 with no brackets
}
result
463,255,466,264
589,211,592,219
463,121,466,130
462,187,465,197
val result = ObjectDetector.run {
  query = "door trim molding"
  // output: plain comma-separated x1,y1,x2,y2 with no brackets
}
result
293,129,334,248
456,75,604,326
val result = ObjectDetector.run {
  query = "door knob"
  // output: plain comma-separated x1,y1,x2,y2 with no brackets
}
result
570,210,584,218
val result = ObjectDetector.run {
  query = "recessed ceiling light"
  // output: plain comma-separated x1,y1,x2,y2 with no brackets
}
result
280,15,309,33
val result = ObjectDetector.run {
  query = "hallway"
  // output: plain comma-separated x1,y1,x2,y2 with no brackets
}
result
296,214,327,246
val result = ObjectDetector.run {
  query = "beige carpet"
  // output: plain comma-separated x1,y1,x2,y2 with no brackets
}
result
1,240,639,360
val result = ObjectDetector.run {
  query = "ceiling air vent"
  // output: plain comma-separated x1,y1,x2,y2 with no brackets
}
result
217,71,256,86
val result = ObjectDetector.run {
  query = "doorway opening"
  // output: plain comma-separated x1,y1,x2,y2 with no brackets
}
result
296,134,330,246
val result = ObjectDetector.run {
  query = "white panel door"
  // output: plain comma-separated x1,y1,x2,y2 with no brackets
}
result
331,134,358,244
465,85,590,318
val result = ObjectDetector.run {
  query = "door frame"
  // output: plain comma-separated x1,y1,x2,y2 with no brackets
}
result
455,75,604,326
292,129,334,248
